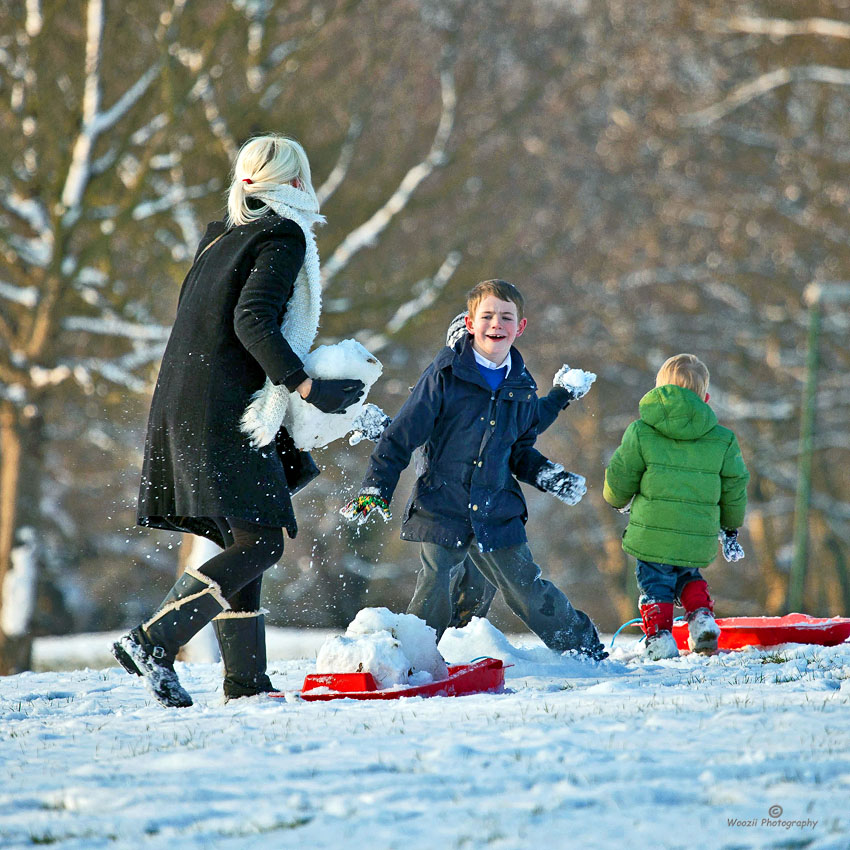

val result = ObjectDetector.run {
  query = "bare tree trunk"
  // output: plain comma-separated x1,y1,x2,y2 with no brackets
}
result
747,510,786,614
0,402,43,675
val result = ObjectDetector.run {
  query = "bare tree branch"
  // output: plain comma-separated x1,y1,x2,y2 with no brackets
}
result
322,68,456,286
684,65,850,127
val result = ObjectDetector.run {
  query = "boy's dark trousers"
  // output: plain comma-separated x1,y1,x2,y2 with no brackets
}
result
408,540,603,656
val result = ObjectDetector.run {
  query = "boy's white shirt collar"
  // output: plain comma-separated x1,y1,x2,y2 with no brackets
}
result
472,346,511,376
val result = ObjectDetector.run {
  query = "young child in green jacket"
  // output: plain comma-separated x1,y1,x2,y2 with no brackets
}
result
603,354,749,659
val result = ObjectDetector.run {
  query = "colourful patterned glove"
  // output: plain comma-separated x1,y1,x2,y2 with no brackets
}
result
720,529,745,562
340,489,392,525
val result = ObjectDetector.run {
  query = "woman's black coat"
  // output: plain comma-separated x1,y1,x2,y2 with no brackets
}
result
138,212,319,547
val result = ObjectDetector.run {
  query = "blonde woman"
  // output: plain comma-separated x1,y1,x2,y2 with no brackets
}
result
113,135,363,707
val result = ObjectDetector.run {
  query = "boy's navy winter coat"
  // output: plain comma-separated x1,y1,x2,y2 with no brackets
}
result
362,335,550,552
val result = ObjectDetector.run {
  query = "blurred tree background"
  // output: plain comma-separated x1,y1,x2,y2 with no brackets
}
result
2,0,849,670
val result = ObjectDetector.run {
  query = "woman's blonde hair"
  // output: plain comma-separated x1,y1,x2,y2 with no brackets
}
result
655,353,710,398
226,134,318,227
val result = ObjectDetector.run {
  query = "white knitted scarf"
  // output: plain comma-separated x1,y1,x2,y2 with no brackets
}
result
239,184,325,448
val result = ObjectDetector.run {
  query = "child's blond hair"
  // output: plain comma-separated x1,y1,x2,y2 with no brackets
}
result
466,279,525,321
656,353,710,398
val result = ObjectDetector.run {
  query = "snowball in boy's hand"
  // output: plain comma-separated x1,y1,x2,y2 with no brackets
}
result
348,403,391,446
553,365,596,400
536,461,587,506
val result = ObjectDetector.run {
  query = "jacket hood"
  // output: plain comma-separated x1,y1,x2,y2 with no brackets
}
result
639,384,717,440
438,334,536,392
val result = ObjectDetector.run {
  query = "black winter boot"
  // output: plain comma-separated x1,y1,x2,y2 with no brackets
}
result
112,569,229,708
213,611,278,701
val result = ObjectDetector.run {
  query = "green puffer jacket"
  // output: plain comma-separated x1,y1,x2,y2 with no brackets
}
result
603,384,749,568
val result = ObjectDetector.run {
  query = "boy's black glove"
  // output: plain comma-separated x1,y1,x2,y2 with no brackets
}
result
305,378,365,414
535,461,587,506
720,529,745,562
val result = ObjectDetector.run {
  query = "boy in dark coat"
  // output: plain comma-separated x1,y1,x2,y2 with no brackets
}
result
348,311,597,628
603,353,749,659
343,280,606,660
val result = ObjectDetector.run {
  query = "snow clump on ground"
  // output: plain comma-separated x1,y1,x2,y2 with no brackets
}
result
315,607,448,688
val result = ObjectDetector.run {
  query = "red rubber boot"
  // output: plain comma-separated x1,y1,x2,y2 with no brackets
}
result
639,601,678,660
680,580,720,654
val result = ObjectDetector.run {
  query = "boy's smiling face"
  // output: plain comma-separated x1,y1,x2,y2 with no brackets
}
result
465,295,527,364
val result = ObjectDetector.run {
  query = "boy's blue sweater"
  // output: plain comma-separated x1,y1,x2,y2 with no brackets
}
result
476,361,507,391
361,335,550,552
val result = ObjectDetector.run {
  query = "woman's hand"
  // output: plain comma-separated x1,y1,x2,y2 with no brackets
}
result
303,377,365,414
296,378,313,399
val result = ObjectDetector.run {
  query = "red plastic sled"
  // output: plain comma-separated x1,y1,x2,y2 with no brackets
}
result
284,657,507,702
671,613,850,651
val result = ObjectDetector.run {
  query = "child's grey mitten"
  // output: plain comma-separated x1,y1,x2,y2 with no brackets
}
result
446,311,469,348
553,365,597,401
535,461,587,506
720,529,745,562
348,403,392,446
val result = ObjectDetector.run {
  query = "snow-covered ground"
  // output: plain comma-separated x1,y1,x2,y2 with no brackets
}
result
3,620,850,850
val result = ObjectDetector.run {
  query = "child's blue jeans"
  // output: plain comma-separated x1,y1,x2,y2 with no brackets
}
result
636,559,704,606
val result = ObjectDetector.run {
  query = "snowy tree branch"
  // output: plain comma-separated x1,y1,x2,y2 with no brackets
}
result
317,117,363,207
322,69,456,287
714,16,850,41
684,65,850,127
61,0,161,213
355,250,462,353
190,75,238,161
0,281,39,309
61,316,171,342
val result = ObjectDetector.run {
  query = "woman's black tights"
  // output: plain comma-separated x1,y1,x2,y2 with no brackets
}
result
194,517,284,612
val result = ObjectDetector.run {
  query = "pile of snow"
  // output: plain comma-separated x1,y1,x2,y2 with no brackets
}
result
285,339,383,450
315,607,448,688
439,617,624,682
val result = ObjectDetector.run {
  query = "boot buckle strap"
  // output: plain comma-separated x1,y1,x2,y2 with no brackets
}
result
152,645,167,659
